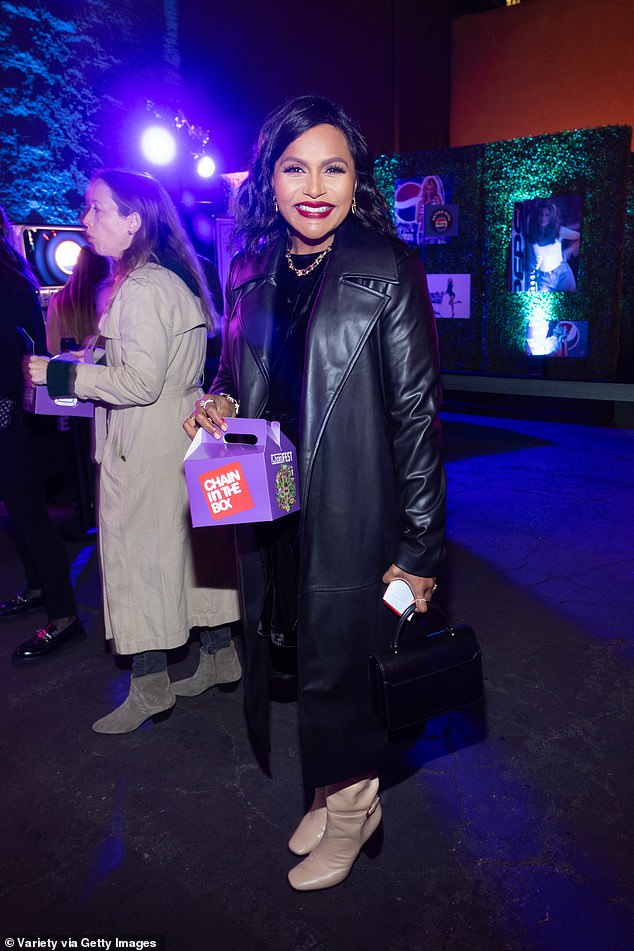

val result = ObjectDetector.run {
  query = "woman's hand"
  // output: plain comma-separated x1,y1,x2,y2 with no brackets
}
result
23,355,50,386
183,393,237,440
382,564,437,614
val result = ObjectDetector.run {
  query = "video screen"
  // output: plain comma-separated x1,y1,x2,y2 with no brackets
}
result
18,226,88,288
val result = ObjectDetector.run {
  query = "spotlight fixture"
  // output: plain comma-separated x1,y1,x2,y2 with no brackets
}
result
16,226,87,289
196,155,216,179
141,125,178,166
54,239,82,275
144,100,215,177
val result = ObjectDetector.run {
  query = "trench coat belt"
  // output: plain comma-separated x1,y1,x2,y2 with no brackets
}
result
159,384,201,400
93,385,201,462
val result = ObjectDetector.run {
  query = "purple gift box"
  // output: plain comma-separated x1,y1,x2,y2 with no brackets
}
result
23,382,95,418
21,339,98,419
184,418,301,527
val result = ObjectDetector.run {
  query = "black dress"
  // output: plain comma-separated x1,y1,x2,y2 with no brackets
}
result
255,251,329,668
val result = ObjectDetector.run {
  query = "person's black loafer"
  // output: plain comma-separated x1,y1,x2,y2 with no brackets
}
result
0,590,46,618
11,618,86,665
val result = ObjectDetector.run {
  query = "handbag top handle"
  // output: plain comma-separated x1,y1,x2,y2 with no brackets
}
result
390,601,456,654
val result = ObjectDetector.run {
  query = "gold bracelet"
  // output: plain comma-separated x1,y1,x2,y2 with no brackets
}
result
220,392,240,415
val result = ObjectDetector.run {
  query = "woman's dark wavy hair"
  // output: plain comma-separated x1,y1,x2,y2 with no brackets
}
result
0,204,39,288
91,169,215,329
232,95,398,254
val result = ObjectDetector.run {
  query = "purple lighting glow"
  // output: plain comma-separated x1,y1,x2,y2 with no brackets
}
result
140,126,177,165
196,155,216,179
54,239,83,275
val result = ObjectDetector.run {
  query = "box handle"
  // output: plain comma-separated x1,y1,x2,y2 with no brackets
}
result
223,433,258,445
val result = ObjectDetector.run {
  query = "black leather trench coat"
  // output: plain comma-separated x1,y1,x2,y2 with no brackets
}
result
214,217,446,788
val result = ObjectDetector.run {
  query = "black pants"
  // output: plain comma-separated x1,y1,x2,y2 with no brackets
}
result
0,410,77,620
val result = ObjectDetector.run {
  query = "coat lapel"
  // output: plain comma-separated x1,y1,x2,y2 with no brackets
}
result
231,244,283,418
230,220,401,491
300,219,398,492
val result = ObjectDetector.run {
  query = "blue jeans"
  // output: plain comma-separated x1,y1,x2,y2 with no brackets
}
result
536,260,576,292
132,625,233,677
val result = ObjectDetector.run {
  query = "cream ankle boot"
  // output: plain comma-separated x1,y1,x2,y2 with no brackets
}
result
287,776,381,891
288,788,327,855
92,670,175,734
171,641,241,697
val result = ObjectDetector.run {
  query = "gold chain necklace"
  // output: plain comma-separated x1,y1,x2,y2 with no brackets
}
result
285,243,332,277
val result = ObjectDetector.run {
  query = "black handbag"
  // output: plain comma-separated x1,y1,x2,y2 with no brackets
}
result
368,602,483,731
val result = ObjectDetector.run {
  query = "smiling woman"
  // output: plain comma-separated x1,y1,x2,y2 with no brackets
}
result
273,124,356,253
185,95,446,893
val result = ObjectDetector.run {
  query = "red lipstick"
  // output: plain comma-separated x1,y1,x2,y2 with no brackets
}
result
295,202,335,219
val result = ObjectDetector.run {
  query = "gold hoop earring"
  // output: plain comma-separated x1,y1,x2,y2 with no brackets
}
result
351,194,357,215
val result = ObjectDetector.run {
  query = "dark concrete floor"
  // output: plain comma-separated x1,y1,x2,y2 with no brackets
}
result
1,411,633,951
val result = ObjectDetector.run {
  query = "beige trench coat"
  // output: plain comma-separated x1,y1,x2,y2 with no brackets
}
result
73,263,240,654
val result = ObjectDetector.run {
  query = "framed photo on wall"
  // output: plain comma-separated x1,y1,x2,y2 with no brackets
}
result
426,274,471,319
394,175,453,246
508,195,583,293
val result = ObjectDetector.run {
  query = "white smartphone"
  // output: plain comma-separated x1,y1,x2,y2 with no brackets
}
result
382,579,415,617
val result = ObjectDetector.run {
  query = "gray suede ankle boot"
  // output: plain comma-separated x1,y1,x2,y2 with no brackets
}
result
171,641,242,698
92,670,175,734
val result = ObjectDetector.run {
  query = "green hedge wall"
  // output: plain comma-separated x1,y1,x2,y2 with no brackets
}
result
375,125,632,382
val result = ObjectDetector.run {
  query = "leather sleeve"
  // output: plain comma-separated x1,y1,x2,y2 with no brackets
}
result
211,256,240,398
378,250,446,576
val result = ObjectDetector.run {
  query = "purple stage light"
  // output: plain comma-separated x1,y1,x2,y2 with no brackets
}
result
196,155,216,179
141,126,177,165
18,226,88,289
54,239,82,275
